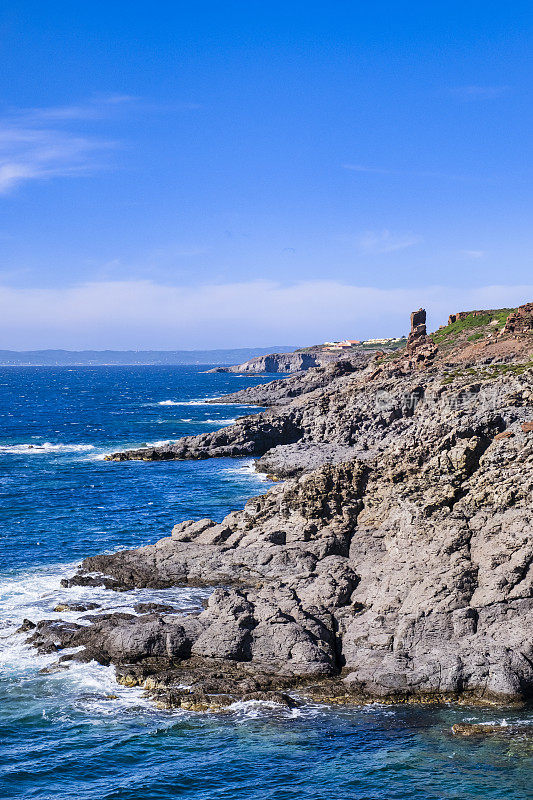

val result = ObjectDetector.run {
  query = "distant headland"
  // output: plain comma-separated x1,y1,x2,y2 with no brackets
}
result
0,347,298,367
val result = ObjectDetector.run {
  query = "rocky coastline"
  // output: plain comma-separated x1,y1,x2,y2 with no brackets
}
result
25,306,533,711
207,346,390,375
207,350,337,374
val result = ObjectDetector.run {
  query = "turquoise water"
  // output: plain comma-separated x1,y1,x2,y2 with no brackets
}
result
1,367,531,799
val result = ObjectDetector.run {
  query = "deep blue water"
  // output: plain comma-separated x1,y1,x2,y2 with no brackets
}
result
0,367,531,800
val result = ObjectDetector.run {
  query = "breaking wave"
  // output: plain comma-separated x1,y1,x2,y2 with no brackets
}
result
199,418,237,425
222,459,270,482
156,399,217,406
0,442,95,455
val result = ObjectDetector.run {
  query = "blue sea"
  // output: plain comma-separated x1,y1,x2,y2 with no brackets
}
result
0,366,531,800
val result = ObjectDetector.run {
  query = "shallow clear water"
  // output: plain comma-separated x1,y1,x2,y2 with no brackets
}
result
1,367,531,799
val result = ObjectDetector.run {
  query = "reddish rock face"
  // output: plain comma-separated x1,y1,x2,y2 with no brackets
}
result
521,421,533,433
494,430,514,440
503,303,533,336
402,308,437,369
409,308,427,338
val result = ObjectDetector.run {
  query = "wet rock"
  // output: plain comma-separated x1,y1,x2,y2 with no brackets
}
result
150,687,298,711
17,618,36,632
133,602,178,614
53,602,100,612
39,662,69,674
27,612,202,665
60,575,121,590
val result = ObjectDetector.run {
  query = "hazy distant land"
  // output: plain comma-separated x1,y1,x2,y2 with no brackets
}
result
0,347,298,367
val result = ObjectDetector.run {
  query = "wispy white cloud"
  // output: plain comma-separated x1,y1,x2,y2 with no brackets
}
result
450,85,510,100
0,95,201,193
356,229,422,254
0,127,110,192
342,164,391,174
460,249,485,260
13,94,139,122
1,279,531,349
0,96,130,193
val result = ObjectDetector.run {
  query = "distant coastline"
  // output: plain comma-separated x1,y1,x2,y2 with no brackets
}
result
0,347,298,367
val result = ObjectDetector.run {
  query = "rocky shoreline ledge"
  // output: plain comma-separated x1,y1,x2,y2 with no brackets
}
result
24,306,533,710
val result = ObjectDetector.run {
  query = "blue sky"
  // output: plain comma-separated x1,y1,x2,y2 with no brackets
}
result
1,1,533,348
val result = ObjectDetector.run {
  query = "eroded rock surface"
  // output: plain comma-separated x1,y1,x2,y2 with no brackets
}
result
39,332,533,708
208,350,339,374
504,302,533,336
208,357,371,407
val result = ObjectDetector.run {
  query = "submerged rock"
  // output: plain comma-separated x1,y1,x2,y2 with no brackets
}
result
17,618,36,632
133,602,178,614
53,602,100,612
451,723,533,739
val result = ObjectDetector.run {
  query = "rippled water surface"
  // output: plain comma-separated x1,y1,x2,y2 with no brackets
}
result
1,366,531,799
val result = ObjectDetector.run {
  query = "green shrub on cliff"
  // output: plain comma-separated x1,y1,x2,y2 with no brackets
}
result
432,309,515,345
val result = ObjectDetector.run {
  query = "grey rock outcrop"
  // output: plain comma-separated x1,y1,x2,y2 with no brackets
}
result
208,357,372,407
54,357,533,706
208,351,337,374
27,308,533,708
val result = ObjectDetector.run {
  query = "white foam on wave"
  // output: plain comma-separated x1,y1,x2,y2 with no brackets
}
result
48,659,154,713
0,561,210,674
106,439,176,453
0,562,209,627
1,629,170,724
223,458,270,482
0,563,331,722
199,418,237,425
154,398,252,408
226,698,321,722
85,451,108,461
156,398,216,406
0,442,95,455
461,716,532,727
99,420,238,457
0,560,212,717
142,439,172,448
